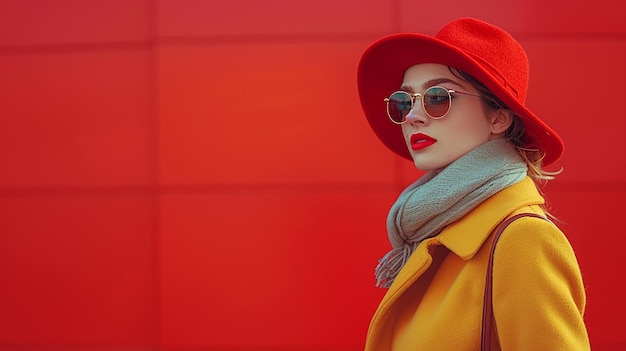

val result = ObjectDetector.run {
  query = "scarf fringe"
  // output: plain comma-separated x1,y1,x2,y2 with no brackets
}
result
375,244,414,288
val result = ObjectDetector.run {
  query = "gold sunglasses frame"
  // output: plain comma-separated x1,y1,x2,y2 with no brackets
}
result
383,86,483,124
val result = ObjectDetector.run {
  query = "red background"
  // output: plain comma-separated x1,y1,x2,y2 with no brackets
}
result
0,1,624,350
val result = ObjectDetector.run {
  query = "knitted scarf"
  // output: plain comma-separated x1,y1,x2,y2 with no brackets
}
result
375,139,528,288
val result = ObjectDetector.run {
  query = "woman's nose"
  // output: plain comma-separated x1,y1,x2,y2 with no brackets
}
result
405,102,428,125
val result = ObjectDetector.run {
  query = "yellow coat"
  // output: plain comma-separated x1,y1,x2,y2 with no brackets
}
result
364,177,590,350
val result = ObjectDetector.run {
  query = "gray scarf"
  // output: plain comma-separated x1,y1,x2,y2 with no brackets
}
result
375,139,528,288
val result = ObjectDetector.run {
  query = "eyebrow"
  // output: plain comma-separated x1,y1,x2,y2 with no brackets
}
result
400,78,466,92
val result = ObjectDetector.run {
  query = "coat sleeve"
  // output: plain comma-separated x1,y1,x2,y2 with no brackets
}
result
491,216,590,350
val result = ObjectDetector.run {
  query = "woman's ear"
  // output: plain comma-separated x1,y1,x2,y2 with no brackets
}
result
490,109,513,135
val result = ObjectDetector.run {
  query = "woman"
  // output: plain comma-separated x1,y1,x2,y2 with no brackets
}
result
357,18,590,350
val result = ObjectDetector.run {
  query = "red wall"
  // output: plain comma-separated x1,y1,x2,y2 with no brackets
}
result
0,1,624,350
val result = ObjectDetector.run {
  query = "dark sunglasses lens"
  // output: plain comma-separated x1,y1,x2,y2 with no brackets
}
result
387,92,412,123
423,87,451,118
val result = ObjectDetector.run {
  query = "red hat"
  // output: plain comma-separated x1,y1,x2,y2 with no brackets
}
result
357,18,563,166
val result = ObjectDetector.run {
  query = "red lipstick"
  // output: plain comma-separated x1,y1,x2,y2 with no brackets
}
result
410,133,436,151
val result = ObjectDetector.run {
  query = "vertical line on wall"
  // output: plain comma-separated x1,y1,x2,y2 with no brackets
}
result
390,0,404,191
390,0,403,33
147,0,162,349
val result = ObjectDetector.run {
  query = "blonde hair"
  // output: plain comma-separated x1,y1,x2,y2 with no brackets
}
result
450,67,562,217
505,115,562,185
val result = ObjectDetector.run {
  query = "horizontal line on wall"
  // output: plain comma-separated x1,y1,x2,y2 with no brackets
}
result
0,32,383,55
2,30,624,55
0,343,155,351
156,32,386,46
0,183,399,198
514,31,626,42
0,40,153,55
160,31,626,46
0,181,624,198
0,344,367,351
540,181,626,192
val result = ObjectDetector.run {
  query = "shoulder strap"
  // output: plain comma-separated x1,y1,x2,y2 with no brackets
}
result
480,213,549,350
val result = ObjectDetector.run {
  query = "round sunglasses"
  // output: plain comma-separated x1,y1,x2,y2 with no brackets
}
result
384,86,483,124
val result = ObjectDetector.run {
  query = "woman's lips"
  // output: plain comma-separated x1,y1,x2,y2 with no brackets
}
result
410,133,436,151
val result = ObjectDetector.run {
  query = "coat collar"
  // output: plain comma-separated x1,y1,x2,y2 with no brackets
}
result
368,177,546,341
437,176,545,260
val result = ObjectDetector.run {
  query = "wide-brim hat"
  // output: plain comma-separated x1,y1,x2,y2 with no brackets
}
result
357,17,563,166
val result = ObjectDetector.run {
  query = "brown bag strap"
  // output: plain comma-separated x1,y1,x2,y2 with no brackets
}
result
480,213,549,350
